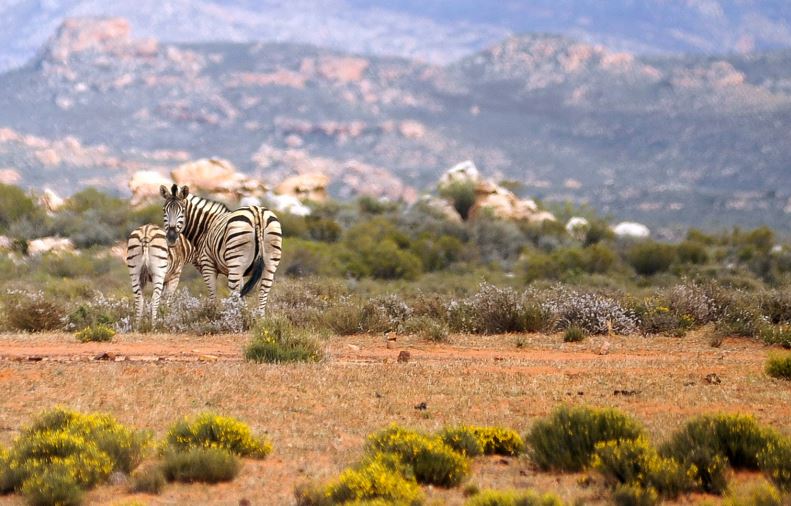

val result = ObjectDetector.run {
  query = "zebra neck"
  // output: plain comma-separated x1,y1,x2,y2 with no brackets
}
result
182,195,229,245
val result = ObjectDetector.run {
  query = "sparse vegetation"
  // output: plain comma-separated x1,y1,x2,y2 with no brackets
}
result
161,448,240,484
244,316,323,364
766,352,791,380
130,466,166,494
463,488,564,506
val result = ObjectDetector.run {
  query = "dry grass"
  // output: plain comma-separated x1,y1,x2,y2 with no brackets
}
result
0,330,789,505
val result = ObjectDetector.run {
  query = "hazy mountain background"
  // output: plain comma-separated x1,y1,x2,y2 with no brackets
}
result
2,2,791,238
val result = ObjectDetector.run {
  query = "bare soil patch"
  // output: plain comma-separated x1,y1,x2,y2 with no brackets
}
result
0,330,789,505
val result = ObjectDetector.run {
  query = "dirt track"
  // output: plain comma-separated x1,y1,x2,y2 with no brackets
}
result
0,330,789,505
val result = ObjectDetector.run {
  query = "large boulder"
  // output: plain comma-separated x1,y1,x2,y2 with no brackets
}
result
39,188,65,214
28,237,75,255
129,170,171,206
274,172,329,202
612,221,650,239
171,158,268,202
437,160,480,187
469,180,554,223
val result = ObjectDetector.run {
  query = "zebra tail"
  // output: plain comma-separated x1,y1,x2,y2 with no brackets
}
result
240,218,264,297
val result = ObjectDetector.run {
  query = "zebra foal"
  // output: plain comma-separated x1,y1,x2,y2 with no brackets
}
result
126,224,194,323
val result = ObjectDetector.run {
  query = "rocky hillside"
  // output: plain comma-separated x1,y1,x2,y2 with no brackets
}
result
2,18,791,236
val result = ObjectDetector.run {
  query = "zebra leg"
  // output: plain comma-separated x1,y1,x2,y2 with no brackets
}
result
132,272,146,325
150,269,166,322
201,264,218,303
164,266,183,300
257,215,282,315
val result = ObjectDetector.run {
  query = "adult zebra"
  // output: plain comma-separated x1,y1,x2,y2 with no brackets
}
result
159,184,282,315
126,224,195,323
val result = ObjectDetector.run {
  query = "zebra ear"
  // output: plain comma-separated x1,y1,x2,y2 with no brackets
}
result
178,185,190,199
159,185,170,199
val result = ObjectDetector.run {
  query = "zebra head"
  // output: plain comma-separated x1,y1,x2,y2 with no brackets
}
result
160,184,189,245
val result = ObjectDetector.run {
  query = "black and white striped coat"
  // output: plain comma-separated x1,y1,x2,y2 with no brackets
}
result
126,224,195,323
160,184,282,315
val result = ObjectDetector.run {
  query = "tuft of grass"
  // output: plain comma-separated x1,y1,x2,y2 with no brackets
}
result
365,424,469,487
766,352,791,380
244,316,323,364
723,479,783,506
75,323,115,343
526,405,644,472
165,412,272,458
161,448,240,484
130,466,166,494
563,326,587,342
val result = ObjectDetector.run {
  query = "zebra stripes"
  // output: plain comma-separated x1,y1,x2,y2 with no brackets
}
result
126,224,195,323
160,184,282,315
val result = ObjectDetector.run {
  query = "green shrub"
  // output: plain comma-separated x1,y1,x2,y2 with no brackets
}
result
19,464,83,506
366,424,469,487
464,488,564,506
677,241,710,265
439,427,484,457
526,405,644,472
519,302,553,333
563,326,587,342
244,317,323,364
320,301,364,335
447,283,527,334
165,412,272,458
611,484,659,506
130,465,166,494
757,437,791,491
660,414,782,493
2,291,65,331
295,453,424,506
400,316,449,342
592,437,696,498
760,325,791,349
723,479,783,506
760,290,791,325
766,352,791,380
0,183,42,234
628,242,677,276
75,324,115,343
161,448,240,484
440,426,524,457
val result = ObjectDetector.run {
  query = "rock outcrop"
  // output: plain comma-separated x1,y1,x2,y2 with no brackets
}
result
129,170,171,206
171,158,268,203
612,221,650,239
274,173,329,202
28,237,75,255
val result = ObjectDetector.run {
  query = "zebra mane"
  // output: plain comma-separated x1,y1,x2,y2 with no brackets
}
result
186,193,231,212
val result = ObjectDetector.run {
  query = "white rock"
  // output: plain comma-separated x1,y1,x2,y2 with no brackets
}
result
437,160,480,187
0,235,11,250
27,237,74,255
39,188,65,213
566,216,590,241
612,221,650,239
267,193,312,216
129,170,171,206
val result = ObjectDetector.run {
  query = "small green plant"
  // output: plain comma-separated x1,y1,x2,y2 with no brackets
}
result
75,323,115,343
611,483,659,506
766,352,791,380
592,436,697,498
563,326,587,342
130,465,166,494
365,424,469,487
294,453,424,506
758,437,791,491
165,412,272,458
723,479,783,506
463,488,564,506
660,413,782,493
161,448,240,484
526,405,644,472
244,317,323,364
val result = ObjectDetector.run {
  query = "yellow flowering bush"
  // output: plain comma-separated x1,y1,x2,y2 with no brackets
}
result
611,484,659,506
1,407,150,505
757,437,791,491
463,488,564,506
526,405,644,472
74,323,115,343
723,479,784,506
440,426,524,457
165,412,272,458
296,453,423,505
592,436,697,498
365,424,469,487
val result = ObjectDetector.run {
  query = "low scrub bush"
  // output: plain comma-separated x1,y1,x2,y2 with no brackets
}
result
63,295,132,332
760,289,791,325
360,294,412,333
165,412,272,458
156,291,253,335
564,326,587,342
130,465,166,494
592,437,696,498
440,426,524,457
760,325,791,349
464,488,564,506
295,453,423,506
161,448,240,484
723,479,783,506
244,317,323,364
611,483,659,506
526,405,644,472
757,437,791,491
1,408,150,502
365,424,469,487
628,242,677,276
542,288,638,335
400,315,449,342
660,414,782,493
766,352,791,380
1,290,65,331
447,283,526,334
75,323,115,343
